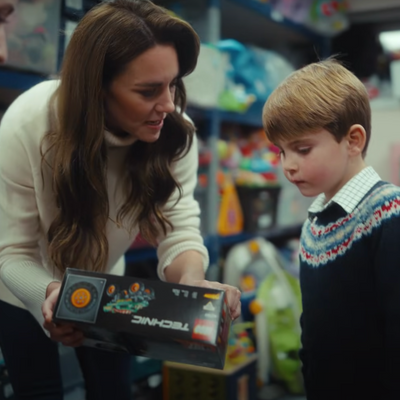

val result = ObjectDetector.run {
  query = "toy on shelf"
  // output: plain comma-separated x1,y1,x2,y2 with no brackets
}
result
223,238,281,319
269,0,313,24
309,0,349,36
198,137,212,169
216,39,295,113
311,0,349,18
267,0,349,36
236,128,280,188
218,139,242,171
218,129,280,188
216,129,282,232
225,322,256,368
216,39,259,113
238,240,271,322
217,174,244,236
6,0,61,74
254,268,303,394
184,43,228,109
223,238,303,393
223,239,266,289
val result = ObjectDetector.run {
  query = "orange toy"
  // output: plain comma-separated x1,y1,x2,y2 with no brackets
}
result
217,174,244,236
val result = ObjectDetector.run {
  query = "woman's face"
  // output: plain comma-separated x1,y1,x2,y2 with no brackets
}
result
0,0,16,63
104,44,179,143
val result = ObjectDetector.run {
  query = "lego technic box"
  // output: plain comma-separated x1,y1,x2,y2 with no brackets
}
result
53,268,231,369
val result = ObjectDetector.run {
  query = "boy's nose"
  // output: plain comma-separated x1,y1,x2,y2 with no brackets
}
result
282,157,298,174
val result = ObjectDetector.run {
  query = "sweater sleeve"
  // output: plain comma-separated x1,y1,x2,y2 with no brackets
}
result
156,133,209,280
373,192,400,395
0,121,57,326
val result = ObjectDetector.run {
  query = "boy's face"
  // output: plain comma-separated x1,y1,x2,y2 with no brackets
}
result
276,128,352,201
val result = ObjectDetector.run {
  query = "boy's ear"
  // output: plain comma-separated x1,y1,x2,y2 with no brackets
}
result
346,124,366,156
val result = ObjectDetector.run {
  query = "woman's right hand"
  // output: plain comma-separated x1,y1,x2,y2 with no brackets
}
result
42,282,84,347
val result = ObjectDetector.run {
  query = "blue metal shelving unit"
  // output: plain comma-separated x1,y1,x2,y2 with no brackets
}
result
0,68,48,91
187,103,263,127
228,0,326,47
125,223,303,264
218,224,303,247
0,0,328,265
125,246,157,264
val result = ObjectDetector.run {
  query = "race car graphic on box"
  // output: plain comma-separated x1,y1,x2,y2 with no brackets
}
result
103,281,155,315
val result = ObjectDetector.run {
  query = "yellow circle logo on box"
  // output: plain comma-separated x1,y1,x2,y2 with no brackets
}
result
71,288,91,308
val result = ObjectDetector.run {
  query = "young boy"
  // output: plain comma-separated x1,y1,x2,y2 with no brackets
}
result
262,59,400,400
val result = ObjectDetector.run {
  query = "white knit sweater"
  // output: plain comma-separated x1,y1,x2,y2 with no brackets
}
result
0,80,208,326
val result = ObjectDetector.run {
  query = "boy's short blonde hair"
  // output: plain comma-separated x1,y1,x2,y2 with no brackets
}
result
262,59,371,156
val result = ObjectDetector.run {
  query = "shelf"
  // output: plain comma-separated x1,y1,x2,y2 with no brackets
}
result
225,0,324,45
0,68,265,128
125,246,157,264
187,102,263,128
219,106,263,127
0,68,47,91
219,223,302,246
125,224,302,263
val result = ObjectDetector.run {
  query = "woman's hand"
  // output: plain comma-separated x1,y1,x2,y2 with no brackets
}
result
42,282,84,347
179,274,241,320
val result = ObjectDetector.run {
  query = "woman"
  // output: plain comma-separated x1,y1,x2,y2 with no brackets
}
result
0,1,241,399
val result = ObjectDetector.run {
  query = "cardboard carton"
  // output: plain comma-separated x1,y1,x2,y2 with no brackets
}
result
53,269,231,369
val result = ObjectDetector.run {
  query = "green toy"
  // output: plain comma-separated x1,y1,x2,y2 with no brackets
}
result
256,271,304,394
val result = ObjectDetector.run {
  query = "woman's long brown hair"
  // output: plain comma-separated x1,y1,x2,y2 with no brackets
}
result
41,0,200,274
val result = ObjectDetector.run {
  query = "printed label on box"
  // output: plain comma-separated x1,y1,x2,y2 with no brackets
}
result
192,319,216,342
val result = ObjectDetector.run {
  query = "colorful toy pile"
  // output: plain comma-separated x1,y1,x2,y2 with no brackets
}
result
257,0,349,37
225,322,256,368
223,238,304,394
214,128,283,235
218,128,280,188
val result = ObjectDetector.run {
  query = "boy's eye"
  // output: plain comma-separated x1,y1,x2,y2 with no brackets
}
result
297,147,311,155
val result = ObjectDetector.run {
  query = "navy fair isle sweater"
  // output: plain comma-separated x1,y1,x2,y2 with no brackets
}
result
299,181,400,400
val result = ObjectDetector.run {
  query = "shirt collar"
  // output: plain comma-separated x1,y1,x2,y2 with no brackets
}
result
308,166,381,214
104,129,138,148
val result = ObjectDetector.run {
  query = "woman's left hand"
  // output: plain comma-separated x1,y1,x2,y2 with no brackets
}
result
179,275,241,320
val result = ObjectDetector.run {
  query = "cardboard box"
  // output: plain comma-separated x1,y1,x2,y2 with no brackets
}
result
163,354,258,400
53,269,231,369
